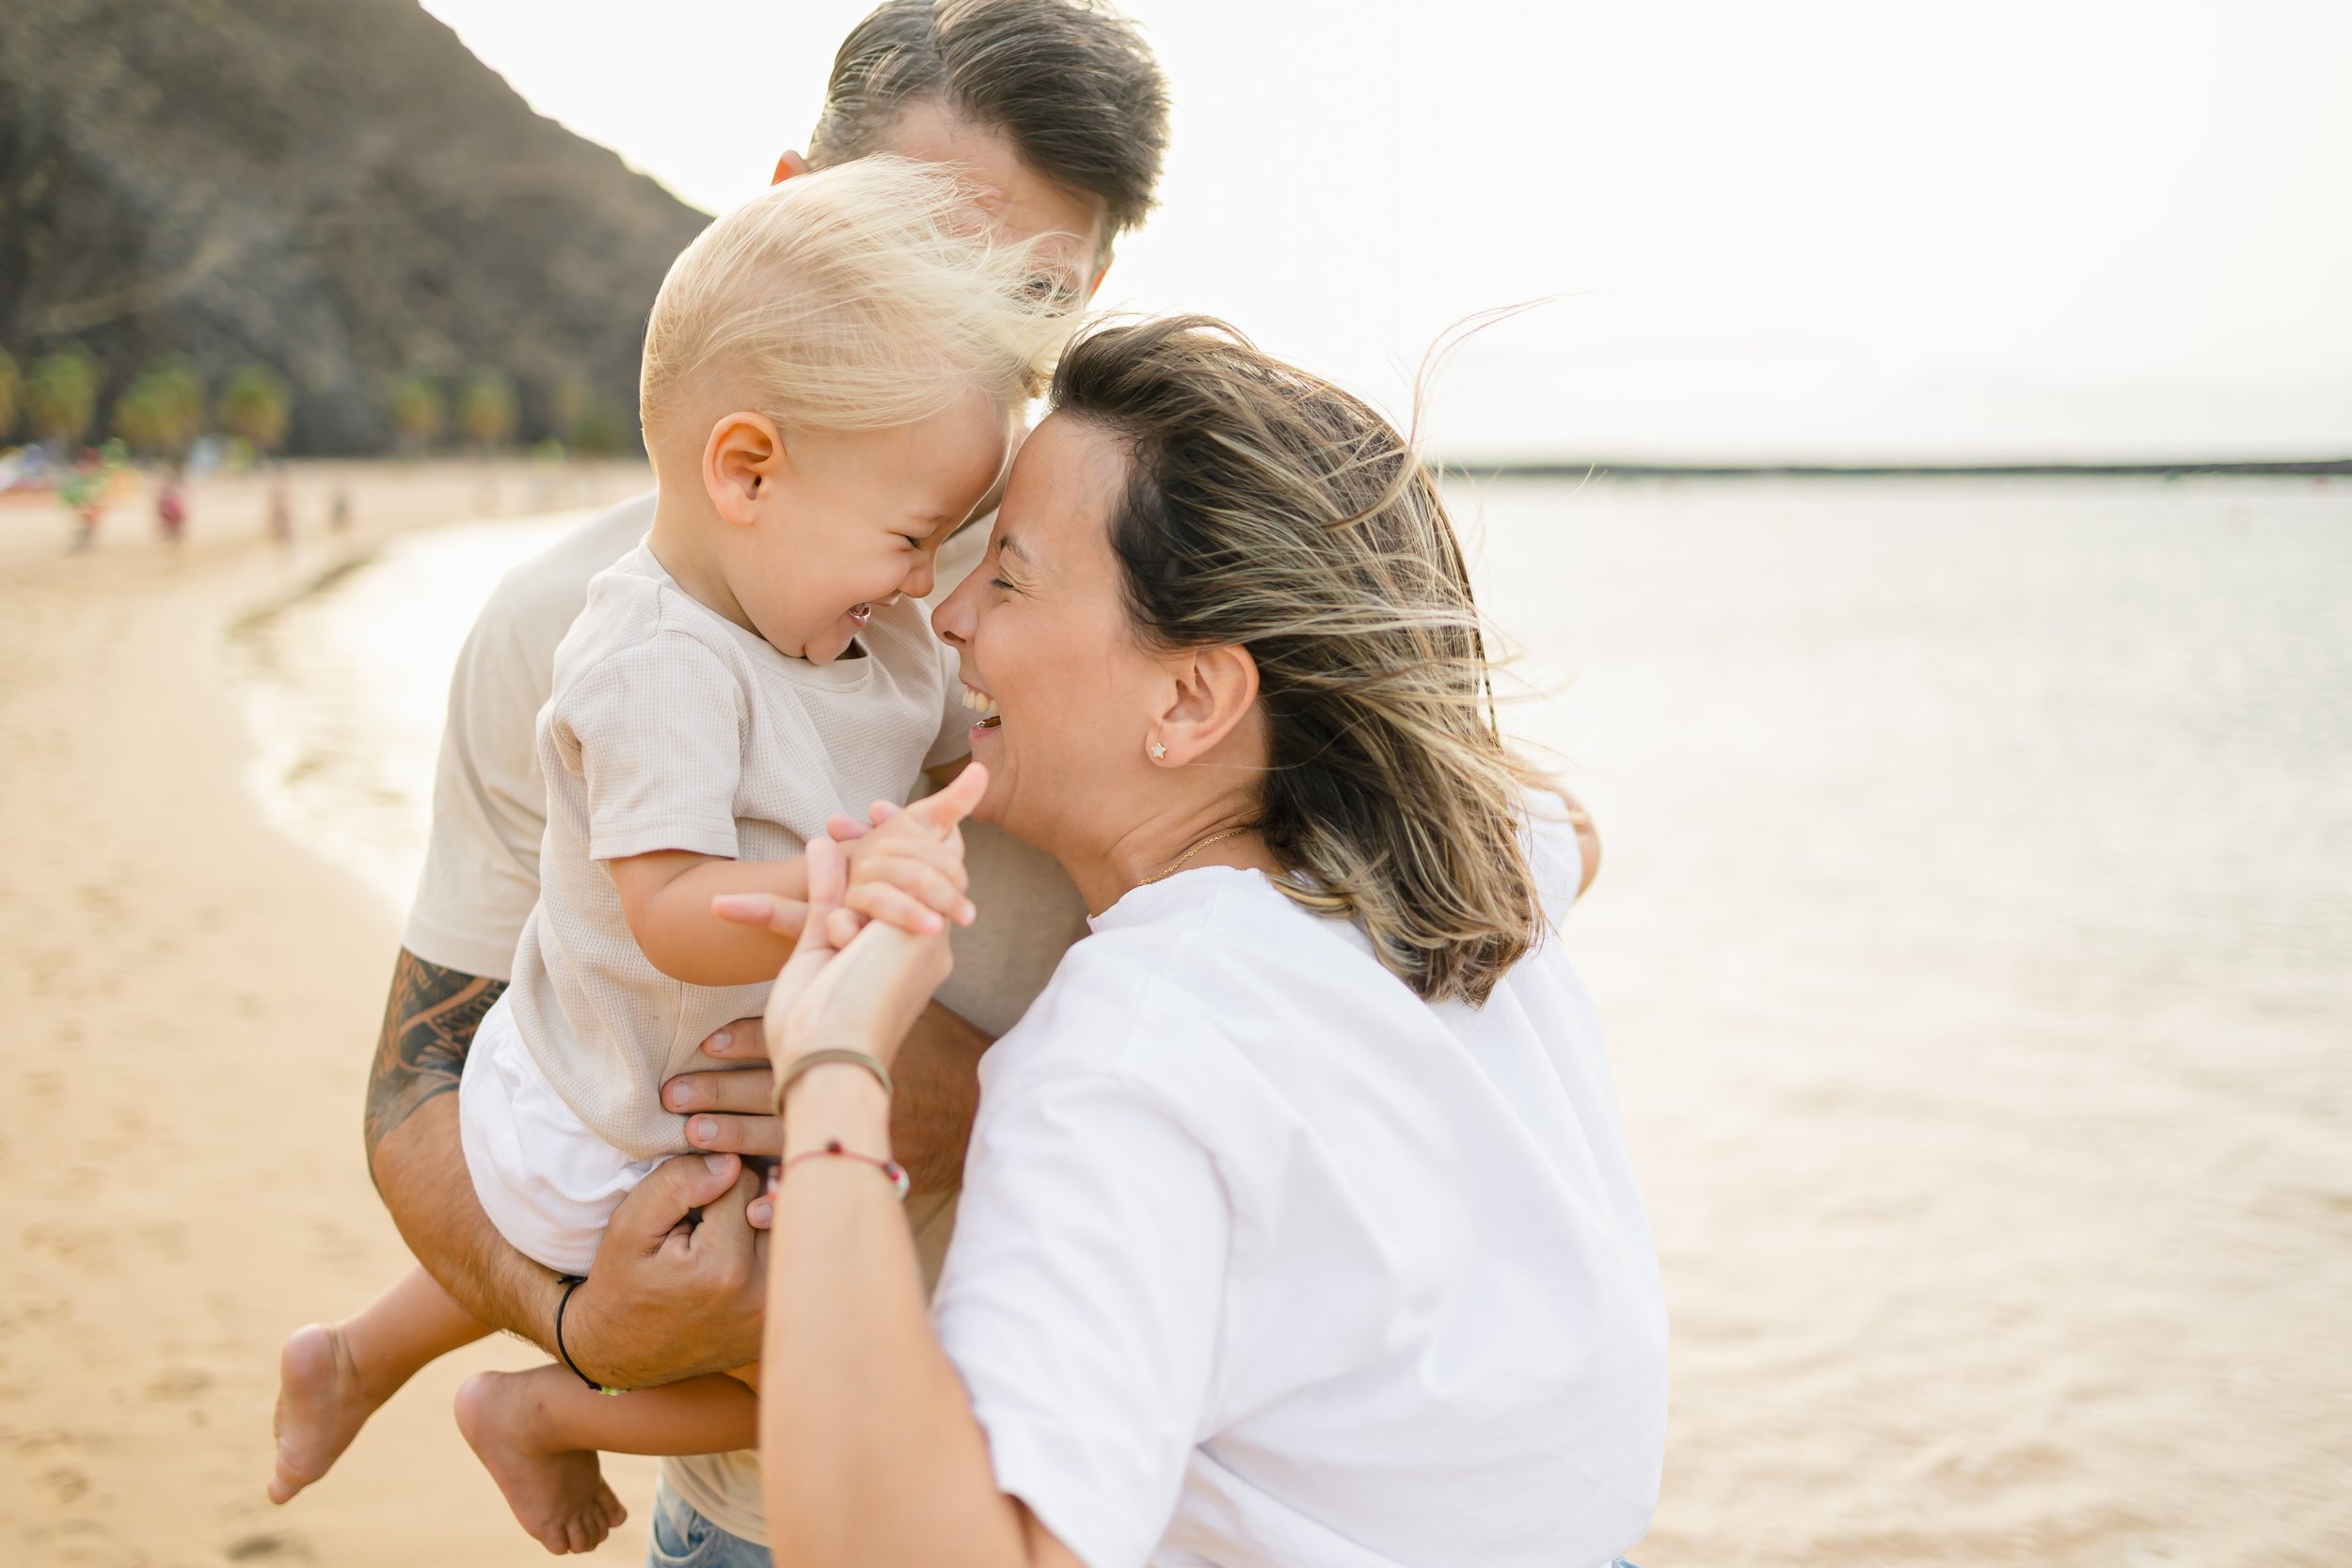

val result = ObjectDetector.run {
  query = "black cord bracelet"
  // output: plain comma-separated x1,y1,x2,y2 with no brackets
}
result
554,1275,626,1396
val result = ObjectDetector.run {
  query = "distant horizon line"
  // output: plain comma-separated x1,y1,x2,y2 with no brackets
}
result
1435,457,2351,480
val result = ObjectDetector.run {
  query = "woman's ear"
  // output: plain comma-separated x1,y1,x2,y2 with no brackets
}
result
1152,643,1262,766
771,149,811,185
703,412,786,528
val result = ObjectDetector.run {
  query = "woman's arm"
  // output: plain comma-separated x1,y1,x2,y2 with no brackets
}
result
744,768,1223,1568
723,771,1077,1567
754,915,1224,1568
765,1065,1080,1568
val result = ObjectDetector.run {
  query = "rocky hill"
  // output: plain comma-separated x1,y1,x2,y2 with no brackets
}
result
0,0,710,452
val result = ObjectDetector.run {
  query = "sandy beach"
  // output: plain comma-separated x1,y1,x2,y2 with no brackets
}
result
0,459,667,1565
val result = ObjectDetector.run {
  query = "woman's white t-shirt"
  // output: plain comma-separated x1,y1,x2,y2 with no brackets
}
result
931,814,1668,1568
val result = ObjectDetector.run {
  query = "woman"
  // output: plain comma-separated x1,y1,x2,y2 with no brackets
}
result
731,317,1666,1568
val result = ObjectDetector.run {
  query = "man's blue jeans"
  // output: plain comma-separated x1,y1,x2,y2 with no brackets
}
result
641,1476,1645,1568
644,1480,770,1568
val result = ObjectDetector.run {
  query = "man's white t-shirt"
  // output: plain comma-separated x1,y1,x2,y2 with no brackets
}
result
403,492,1090,1545
403,496,659,983
932,811,1667,1568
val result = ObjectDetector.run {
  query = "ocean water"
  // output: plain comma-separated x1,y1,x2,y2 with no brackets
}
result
1456,476,2352,1564
228,476,2352,1565
224,510,588,907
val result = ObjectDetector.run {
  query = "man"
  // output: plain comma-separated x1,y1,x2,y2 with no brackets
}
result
362,4,1169,1560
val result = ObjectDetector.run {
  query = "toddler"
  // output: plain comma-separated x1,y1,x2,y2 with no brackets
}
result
266,156,1069,1551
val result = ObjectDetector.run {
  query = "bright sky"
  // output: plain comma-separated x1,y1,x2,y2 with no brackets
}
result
423,0,2350,462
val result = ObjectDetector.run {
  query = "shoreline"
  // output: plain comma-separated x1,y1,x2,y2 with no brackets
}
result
0,455,645,576
0,459,662,1564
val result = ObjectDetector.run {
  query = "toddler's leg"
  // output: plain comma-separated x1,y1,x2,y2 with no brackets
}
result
270,1266,488,1503
453,1364,759,1555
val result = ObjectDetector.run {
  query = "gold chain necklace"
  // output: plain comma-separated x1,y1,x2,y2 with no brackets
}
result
1138,825,1254,887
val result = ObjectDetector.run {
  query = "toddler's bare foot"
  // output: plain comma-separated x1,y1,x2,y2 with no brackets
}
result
268,1323,384,1504
454,1370,628,1555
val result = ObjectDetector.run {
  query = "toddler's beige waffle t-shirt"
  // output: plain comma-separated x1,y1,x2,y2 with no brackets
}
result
506,541,946,1162
406,500,1091,1546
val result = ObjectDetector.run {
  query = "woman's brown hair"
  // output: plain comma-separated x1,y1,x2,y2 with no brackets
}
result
1051,315,1548,1005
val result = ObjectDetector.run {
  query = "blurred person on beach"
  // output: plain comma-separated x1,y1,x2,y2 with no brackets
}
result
329,483,351,534
321,5,1170,1562
155,469,187,546
269,156,1069,1551
267,474,294,552
60,445,109,551
729,318,1657,1568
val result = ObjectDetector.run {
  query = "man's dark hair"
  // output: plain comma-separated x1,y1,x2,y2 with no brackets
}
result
808,0,1169,240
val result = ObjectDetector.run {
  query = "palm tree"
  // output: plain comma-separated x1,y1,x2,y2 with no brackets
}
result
26,348,101,449
112,382,163,457
389,373,446,455
456,368,517,454
0,349,19,441
113,357,207,461
217,364,292,457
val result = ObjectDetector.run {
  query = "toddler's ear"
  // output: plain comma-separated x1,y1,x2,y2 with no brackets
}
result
703,412,785,527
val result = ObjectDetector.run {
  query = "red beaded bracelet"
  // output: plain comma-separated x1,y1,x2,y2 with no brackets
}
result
782,1138,911,1201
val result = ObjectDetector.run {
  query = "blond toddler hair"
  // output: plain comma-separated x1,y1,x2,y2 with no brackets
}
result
639,155,1073,443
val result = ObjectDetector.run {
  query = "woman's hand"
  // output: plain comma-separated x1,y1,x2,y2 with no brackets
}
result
714,764,989,1077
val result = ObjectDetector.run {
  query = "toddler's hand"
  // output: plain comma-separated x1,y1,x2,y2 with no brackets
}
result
830,766,988,944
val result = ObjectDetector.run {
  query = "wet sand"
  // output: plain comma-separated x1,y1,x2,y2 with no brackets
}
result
0,459,664,1564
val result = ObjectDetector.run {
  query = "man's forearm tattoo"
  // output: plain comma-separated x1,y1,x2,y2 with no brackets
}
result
364,948,507,1159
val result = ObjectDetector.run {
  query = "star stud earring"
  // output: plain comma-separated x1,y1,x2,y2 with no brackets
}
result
1149,741,1168,761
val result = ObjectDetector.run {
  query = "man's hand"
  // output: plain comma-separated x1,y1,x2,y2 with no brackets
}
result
367,948,777,1383
664,1003,990,1196
560,1152,769,1388
662,1018,782,1157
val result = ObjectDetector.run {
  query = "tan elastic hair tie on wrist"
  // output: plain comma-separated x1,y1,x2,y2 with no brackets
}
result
770,1048,894,1116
